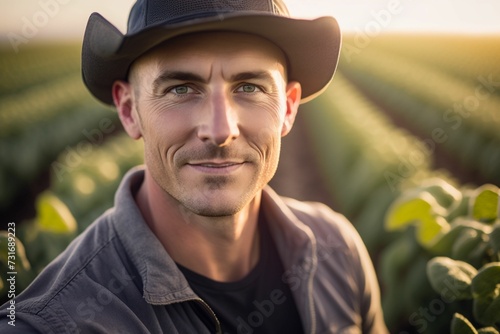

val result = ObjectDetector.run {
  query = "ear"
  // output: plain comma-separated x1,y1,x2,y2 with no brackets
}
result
281,81,301,137
112,80,142,139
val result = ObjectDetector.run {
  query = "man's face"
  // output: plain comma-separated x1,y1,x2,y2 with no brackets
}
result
115,32,301,217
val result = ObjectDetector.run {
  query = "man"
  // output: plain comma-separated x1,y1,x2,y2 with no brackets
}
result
0,0,388,333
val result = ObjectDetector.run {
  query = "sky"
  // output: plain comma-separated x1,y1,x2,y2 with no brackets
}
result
1,0,500,44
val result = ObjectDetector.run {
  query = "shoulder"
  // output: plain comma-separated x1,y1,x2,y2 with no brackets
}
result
279,195,377,289
0,209,130,332
0,316,44,333
262,186,366,261
280,197,388,332
36,208,120,282
282,197,361,251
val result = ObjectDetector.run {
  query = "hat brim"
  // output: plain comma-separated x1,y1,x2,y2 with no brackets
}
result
82,12,341,105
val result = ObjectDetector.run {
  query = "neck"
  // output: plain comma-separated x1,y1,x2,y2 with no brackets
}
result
136,171,261,282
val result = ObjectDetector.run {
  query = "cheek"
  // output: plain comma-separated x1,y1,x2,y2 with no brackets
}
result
241,110,283,163
141,100,195,137
246,101,285,142
140,105,197,164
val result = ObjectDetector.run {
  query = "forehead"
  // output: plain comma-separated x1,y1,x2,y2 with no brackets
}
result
130,32,288,79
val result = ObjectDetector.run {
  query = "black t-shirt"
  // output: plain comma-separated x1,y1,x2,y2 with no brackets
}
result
177,210,304,334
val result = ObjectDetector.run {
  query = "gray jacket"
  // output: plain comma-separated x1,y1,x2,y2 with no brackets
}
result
0,167,388,333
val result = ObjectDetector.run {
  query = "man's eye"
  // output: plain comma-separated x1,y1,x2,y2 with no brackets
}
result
237,84,260,93
169,86,192,95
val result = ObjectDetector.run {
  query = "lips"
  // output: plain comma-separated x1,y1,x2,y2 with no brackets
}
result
187,160,245,174
195,162,241,168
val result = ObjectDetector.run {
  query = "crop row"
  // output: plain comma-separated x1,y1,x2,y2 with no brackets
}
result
356,34,500,87
341,45,500,141
0,132,144,302
0,73,93,137
0,106,118,210
0,43,120,211
339,46,500,185
0,43,81,96
50,133,144,230
302,73,456,251
301,72,500,333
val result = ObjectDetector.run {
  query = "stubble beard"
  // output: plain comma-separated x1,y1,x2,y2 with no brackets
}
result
150,147,277,218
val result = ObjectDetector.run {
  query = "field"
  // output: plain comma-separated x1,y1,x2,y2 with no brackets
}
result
1,34,499,333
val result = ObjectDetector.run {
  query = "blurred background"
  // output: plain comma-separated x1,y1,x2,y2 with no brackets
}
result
1,1,500,333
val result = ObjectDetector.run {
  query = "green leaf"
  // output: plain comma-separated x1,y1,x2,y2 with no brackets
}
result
0,231,36,292
477,327,500,334
474,298,500,327
472,263,500,298
447,190,473,222
415,178,462,209
452,229,488,262
386,192,436,230
417,215,450,248
0,231,31,272
385,191,450,247
489,223,500,255
451,313,478,334
428,217,491,255
427,257,477,300
380,231,419,285
472,262,500,326
35,191,77,234
471,185,499,224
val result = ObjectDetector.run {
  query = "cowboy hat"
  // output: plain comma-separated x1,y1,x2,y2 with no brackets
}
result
81,0,341,105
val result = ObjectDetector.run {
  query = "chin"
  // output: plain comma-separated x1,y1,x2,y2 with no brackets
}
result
191,198,248,217
186,202,244,217
185,189,255,217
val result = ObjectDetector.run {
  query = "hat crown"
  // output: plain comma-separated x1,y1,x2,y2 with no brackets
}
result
127,0,289,34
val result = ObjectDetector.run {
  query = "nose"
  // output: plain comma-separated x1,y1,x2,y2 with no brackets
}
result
197,92,240,147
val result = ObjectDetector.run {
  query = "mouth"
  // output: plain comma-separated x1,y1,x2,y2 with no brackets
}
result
186,161,246,174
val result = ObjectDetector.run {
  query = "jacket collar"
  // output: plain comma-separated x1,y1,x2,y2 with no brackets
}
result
112,166,196,305
261,188,317,272
261,188,318,334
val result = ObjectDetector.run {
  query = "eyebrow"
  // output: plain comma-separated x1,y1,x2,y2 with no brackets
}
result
230,71,276,83
151,70,278,94
152,71,207,94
